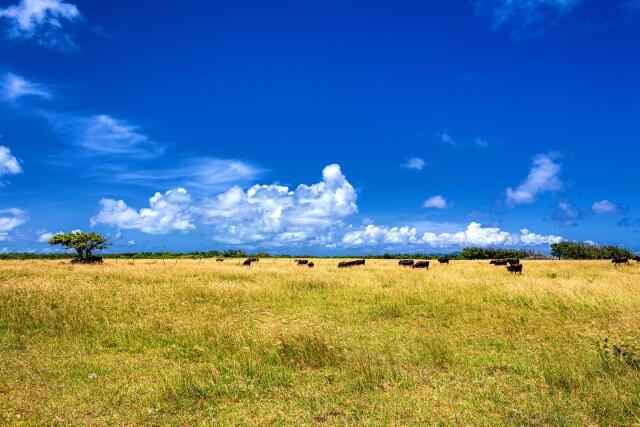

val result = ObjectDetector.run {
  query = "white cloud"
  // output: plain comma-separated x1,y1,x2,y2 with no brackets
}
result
107,157,262,190
342,221,562,248
198,164,358,244
37,231,56,242
73,114,165,159
1,72,52,101
591,199,619,215
0,208,27,240
127,240,135,246
519,228,562,245
0,0,81,51
437,132,455,145
342,225,417,246
401,157,425,170
423,195,448,209
93,164,357,245
473,0,581,37
0,146,22,176
91,188,195,235
422,222,513,247
506,154,562,205
554,201,580,226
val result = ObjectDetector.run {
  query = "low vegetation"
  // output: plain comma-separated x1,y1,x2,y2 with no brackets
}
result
2,258,640,424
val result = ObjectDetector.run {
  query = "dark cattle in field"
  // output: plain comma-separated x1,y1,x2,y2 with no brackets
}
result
412,261,430,269
507,259,520,266
248,257,259,263
490,260,508,266
216,258,224,262
338,259,366,268
438,258,450,264
296,259,309,265
506,264,523,274
71,256,103,264
242,259,254,266
307,262,315,268
398,259,414,267
633,256,640,263
612,257,630,266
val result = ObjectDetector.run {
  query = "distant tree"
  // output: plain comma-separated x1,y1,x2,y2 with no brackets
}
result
48,232,109,263
551,242,634,260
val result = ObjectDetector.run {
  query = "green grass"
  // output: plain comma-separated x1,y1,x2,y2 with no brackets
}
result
1,259,640,425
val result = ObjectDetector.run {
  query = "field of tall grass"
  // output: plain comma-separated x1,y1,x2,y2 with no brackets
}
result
1,258,640,425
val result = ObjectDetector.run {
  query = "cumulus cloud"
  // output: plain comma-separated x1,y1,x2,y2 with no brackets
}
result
0,146,22,177
554,201,581,227
0,208,28,240
1,72,52,101
401,157,425,170
437,132,456,145
0,0,81,51
343,225,418,246
91,188,195,235
198,164,358,244
473,0,581,37
37,231,56,242
591,199,619,215
506,154,562,205
422,222,513,247
520,228,562,245
92,164,358,245
342,221,562,248
423,195,448,209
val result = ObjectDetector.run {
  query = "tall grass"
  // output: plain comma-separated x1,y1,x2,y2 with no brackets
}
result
1,259,640,424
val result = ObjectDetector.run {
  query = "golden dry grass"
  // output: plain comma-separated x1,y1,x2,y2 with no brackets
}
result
1,259,640,425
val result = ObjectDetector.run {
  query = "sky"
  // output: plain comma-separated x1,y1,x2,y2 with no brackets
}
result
0,0,638,255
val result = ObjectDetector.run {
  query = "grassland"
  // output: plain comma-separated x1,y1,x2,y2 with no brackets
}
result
1,259,640,425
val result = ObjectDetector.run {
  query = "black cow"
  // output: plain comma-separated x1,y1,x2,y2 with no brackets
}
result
398,259,414,267
612,257,630,266
296,259,309,265
216,258,224,262
412,261,430,269
242,258,254,266
338,259,366,268
307,262,315,268
506,264,523,274
438,258,450,264
507,259,520,266
490,259,508,266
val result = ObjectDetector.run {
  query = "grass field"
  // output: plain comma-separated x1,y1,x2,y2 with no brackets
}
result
1,259,640,425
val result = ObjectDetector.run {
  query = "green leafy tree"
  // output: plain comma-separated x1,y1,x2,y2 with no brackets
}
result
48,232,109,263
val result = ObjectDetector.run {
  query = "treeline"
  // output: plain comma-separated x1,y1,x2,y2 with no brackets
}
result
550,242,635,260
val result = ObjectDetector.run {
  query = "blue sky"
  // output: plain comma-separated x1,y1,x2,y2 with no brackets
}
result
0,0,638,254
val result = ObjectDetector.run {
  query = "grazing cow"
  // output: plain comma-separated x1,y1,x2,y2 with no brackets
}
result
242,259,253,266
248,257,259,263
216,258,224,262
612,257,630,266
398,259,414,267
438,258,450,264
490,259,508,266
296,259,309,265
307,262,315,268
507,259,520,266
338,259,366,268
506,264,523,274
412,260,430,269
